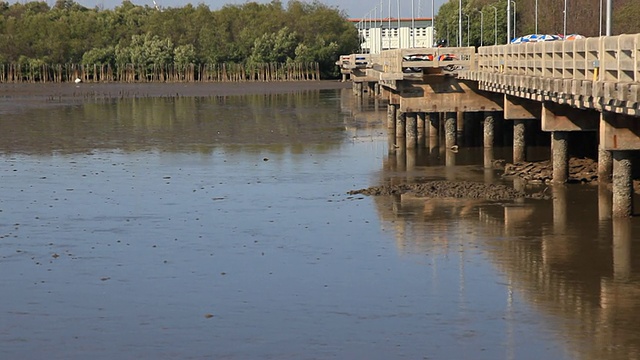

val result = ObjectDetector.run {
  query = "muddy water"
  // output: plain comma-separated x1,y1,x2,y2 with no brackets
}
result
2,87,640,360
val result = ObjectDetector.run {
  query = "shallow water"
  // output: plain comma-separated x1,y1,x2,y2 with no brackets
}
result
2,89,640,360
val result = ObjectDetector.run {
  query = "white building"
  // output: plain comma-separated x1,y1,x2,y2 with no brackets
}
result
350,17,435,54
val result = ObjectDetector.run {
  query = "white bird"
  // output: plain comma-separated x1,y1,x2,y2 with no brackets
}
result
74,78,81,84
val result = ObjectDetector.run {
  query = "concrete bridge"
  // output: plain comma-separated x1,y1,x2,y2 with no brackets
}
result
338,33,640,217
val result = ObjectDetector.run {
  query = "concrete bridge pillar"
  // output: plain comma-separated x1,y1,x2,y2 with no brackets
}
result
416,112,426,148
444,112,457,149
612,151,633,217
396,111,406,140
598,117,613,182
513,120,527,163
428,112,439,139
483,112,495,148
387,104,397,132
406,112,417,149
552,131,569,183
598,145,613,182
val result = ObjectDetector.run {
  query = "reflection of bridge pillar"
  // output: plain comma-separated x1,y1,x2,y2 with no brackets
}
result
483,147,494,170
612,218,632,280
483,112,495,148
484,148,495,182
445,150,456,180
612,151,633,218
445,112,457,149
552,132,569,183
395,138,407,172
598,183,612,221
552,185,568,232
513,120,526,163
407,148,416,172
406,112,417,149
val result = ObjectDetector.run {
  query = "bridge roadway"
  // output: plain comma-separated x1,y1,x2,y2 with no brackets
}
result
337,34,640,217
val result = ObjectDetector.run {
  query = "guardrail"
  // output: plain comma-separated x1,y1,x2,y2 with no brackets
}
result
476,34,640,83
377,47,476,75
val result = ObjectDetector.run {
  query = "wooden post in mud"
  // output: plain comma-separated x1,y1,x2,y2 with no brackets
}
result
444,112,457,149
551,131,569,183
612,151,633,217
406,112,417,149
513,119,526,163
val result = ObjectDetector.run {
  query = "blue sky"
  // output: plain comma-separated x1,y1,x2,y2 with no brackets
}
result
54,0,449,19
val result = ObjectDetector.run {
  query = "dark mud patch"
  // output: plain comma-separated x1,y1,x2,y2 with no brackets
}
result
349,181,549,201
502,157,597,184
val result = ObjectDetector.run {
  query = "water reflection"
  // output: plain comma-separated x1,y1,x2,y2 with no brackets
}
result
371,143,640,360
0,91,350,155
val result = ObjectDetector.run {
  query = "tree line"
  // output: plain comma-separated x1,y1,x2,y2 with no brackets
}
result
0,0,360,82
435,0,640,47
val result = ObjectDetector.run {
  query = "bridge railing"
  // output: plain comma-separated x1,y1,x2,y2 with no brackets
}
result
377,47,476,75
477,34,640,83
335,54,373,71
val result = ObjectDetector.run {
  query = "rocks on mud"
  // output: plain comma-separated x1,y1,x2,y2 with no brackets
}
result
502,157,598,183
349,181,547,201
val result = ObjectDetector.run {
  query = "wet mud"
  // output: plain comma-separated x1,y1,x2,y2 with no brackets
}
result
501,157,598,184
349,180,549,201
0,81,351,114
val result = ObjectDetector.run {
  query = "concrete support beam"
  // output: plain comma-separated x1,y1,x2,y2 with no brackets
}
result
541,101,599,132
397,78,503,113
601,111,640,150
612,151,634,217
483,112,495,148
504,95,540,120
513,120,526,163
552,131,569,183
406,112,417,149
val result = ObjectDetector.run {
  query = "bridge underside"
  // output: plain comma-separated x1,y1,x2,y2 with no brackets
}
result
385,76,503,113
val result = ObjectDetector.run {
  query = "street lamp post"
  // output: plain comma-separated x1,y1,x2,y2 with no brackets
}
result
535,0,538,34
465,14,470,46
479,10,484,46
432,0,435,46
507,0,511,44
458,0,462,47
511,1,516,39
563,0,567,37
489,5,498,45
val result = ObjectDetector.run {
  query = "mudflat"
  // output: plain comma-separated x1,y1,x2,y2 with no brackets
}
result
0,81,351,113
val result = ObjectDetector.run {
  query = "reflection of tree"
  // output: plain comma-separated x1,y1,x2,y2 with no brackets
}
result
0,90,347,155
